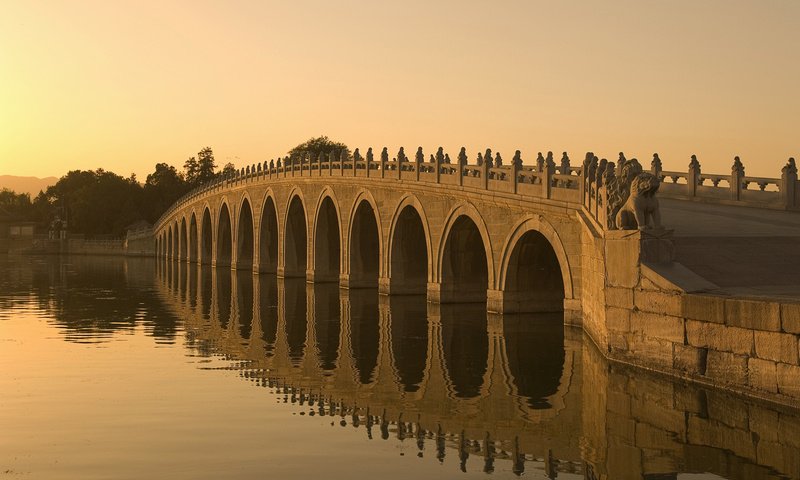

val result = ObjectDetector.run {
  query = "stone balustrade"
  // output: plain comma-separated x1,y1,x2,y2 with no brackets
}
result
156,148,798,235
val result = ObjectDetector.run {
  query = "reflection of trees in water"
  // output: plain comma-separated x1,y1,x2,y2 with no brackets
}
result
440,304,488,399
313,283,340,372
0,256,178,343
389,295,427,392
284,278,307,365
503,313,565,409
349,289,379,385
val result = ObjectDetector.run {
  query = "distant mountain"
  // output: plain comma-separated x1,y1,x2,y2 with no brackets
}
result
0,175,58,197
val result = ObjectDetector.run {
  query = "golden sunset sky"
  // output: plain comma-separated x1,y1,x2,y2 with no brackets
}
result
1,0,798,180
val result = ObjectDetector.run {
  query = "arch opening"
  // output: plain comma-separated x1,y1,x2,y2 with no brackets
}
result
201,208,213,265
504,230,565,313
259,197,278,273
179,219,188,261
284,196,307,277
216,204,232,267
313,197,340,282
349,201,379,288
237,199,254,270
167,228,174,261
441,216,489,303
390,205,428,294
189,215,198,263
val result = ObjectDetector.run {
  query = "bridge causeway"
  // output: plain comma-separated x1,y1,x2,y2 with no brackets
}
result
152,149,800,407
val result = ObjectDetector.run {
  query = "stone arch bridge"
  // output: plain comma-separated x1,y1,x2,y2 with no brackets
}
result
155,153,595,320
153,151,800,408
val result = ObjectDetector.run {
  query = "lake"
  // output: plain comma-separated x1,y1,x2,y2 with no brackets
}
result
1,256,797,479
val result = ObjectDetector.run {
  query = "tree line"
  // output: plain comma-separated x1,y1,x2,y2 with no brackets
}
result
1,137,347,237
0,147,235,237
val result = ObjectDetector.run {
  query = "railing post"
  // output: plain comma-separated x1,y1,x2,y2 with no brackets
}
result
544,152,556,199
687,155,701,197
339,150,346,176
352,148,359,176
511,150,522,194
731,156,744,201
380,148,387,179
457,147,466,187
366,148,373,178
434,151,441,184
781,157,797,209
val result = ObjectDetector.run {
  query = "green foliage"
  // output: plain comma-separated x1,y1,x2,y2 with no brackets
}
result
288,136,349,160
6,146,229,235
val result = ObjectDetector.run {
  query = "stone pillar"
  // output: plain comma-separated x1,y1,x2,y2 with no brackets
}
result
687,155,701,197
731,156,744,201
781,158,797,209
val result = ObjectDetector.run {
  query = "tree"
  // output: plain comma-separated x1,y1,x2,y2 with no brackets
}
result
288,136,349,160
143,163,189,223
221,162,237,177
196,147,217,184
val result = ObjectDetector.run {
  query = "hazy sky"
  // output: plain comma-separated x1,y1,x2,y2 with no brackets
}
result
1,0,798,180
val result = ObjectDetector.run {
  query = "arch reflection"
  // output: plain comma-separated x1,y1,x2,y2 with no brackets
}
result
347,289,379,384
502,313,565,409
313,283,341,373
388,295,428,392
256,274,278,357
440,303,488,399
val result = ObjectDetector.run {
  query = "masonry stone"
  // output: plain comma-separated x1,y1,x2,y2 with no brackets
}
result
754,330,799,365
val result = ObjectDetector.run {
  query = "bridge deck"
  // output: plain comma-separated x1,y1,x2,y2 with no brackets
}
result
662,198,800,300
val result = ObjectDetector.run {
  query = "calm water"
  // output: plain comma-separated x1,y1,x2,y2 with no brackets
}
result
1,256,798,480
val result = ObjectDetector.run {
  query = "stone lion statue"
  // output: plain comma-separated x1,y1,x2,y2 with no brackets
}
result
616,172,661,230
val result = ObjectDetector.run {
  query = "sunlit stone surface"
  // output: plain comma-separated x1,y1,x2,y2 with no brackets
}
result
0,256,798,479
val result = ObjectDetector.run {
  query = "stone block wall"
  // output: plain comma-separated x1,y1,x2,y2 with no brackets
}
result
583,343,800,479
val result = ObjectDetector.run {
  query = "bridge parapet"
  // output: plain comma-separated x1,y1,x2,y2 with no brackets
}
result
156,148,798,234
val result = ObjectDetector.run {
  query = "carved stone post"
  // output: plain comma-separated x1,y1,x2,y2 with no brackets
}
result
327,152,334,176
543,153,556,199
731,156,745,201
380,147,387,179
339,150,346,176
366,148,373,178
457,147,466,187
781,158,797,209
511,150,522,194
481,158,489,189
415,147,423,182
434,150,441,184
687,155,701,197
352,148,359,175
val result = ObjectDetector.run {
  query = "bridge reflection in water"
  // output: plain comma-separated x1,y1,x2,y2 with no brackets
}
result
157,259,800,479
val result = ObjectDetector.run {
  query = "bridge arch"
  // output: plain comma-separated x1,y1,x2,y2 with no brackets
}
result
497,215,573,312
237,194,255,270
347,190,383,288
386,194,432,294
259,190,279,273
189,212,198,263
179,217,188,261
168,224,175,260
200,205,213,265
312,188,342,282
283,189,308,277
436,202,494,302
216,201,233,267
